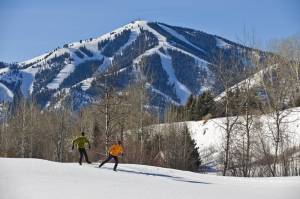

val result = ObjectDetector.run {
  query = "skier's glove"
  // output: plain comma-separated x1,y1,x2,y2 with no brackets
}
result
72,145,74,150
89,145,91,149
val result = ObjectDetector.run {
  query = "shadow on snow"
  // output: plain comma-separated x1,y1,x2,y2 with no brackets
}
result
96,165,211,185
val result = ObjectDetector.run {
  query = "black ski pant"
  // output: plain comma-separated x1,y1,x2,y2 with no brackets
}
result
99,155,118,171
78,148,91,165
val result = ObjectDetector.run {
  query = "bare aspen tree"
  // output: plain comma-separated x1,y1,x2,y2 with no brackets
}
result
20,100,27,157
236,33,261,177
213,50,242,176
0,102,9,157
56,109,66,162
231,50,260,177
91,66,131,155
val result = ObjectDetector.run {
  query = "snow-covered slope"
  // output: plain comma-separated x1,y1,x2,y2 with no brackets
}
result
154,107,300,169
0,20,261,109
1,158,299,199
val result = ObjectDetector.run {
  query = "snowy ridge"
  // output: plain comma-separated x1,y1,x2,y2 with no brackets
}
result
214,68,265,101
19,52,50,66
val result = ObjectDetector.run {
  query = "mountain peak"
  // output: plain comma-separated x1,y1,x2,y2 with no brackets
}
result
130,19,149,24
0,21,261,110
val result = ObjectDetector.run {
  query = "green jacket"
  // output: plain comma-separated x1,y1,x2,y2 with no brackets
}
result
72,136,90,149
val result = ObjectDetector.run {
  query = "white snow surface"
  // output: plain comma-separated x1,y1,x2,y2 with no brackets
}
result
0,83,13,101
47,63,76,89
79,77,95,91
1,158,299,199
0,67,9,74
20,69,38,96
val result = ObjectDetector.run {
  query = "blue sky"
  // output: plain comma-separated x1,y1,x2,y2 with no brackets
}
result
0,0,299,62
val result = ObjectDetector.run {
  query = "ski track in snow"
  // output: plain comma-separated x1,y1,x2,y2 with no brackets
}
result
1,158,299,199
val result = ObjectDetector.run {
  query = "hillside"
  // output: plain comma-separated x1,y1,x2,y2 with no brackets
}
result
0,20,262,110
1,158,299,199
154,107,300,172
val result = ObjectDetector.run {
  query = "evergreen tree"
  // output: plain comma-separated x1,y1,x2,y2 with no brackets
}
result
195,91,216,119
183,127,201,171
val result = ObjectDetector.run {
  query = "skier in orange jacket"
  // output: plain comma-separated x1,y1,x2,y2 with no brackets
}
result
98,141,124,171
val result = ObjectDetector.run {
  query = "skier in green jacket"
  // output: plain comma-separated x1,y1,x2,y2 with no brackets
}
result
72,132,92,165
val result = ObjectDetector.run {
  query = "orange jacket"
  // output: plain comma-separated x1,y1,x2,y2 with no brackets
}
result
109,144,123,156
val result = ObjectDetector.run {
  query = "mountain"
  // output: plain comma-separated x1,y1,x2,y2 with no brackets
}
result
0,21,264,110
1,158,300,199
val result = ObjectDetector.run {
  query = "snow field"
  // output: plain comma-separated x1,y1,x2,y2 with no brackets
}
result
1,158,300,199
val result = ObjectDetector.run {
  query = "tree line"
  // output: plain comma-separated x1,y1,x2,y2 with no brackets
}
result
0,82,200,172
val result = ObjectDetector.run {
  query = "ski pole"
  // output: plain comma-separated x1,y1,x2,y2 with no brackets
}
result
90,150,107,156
